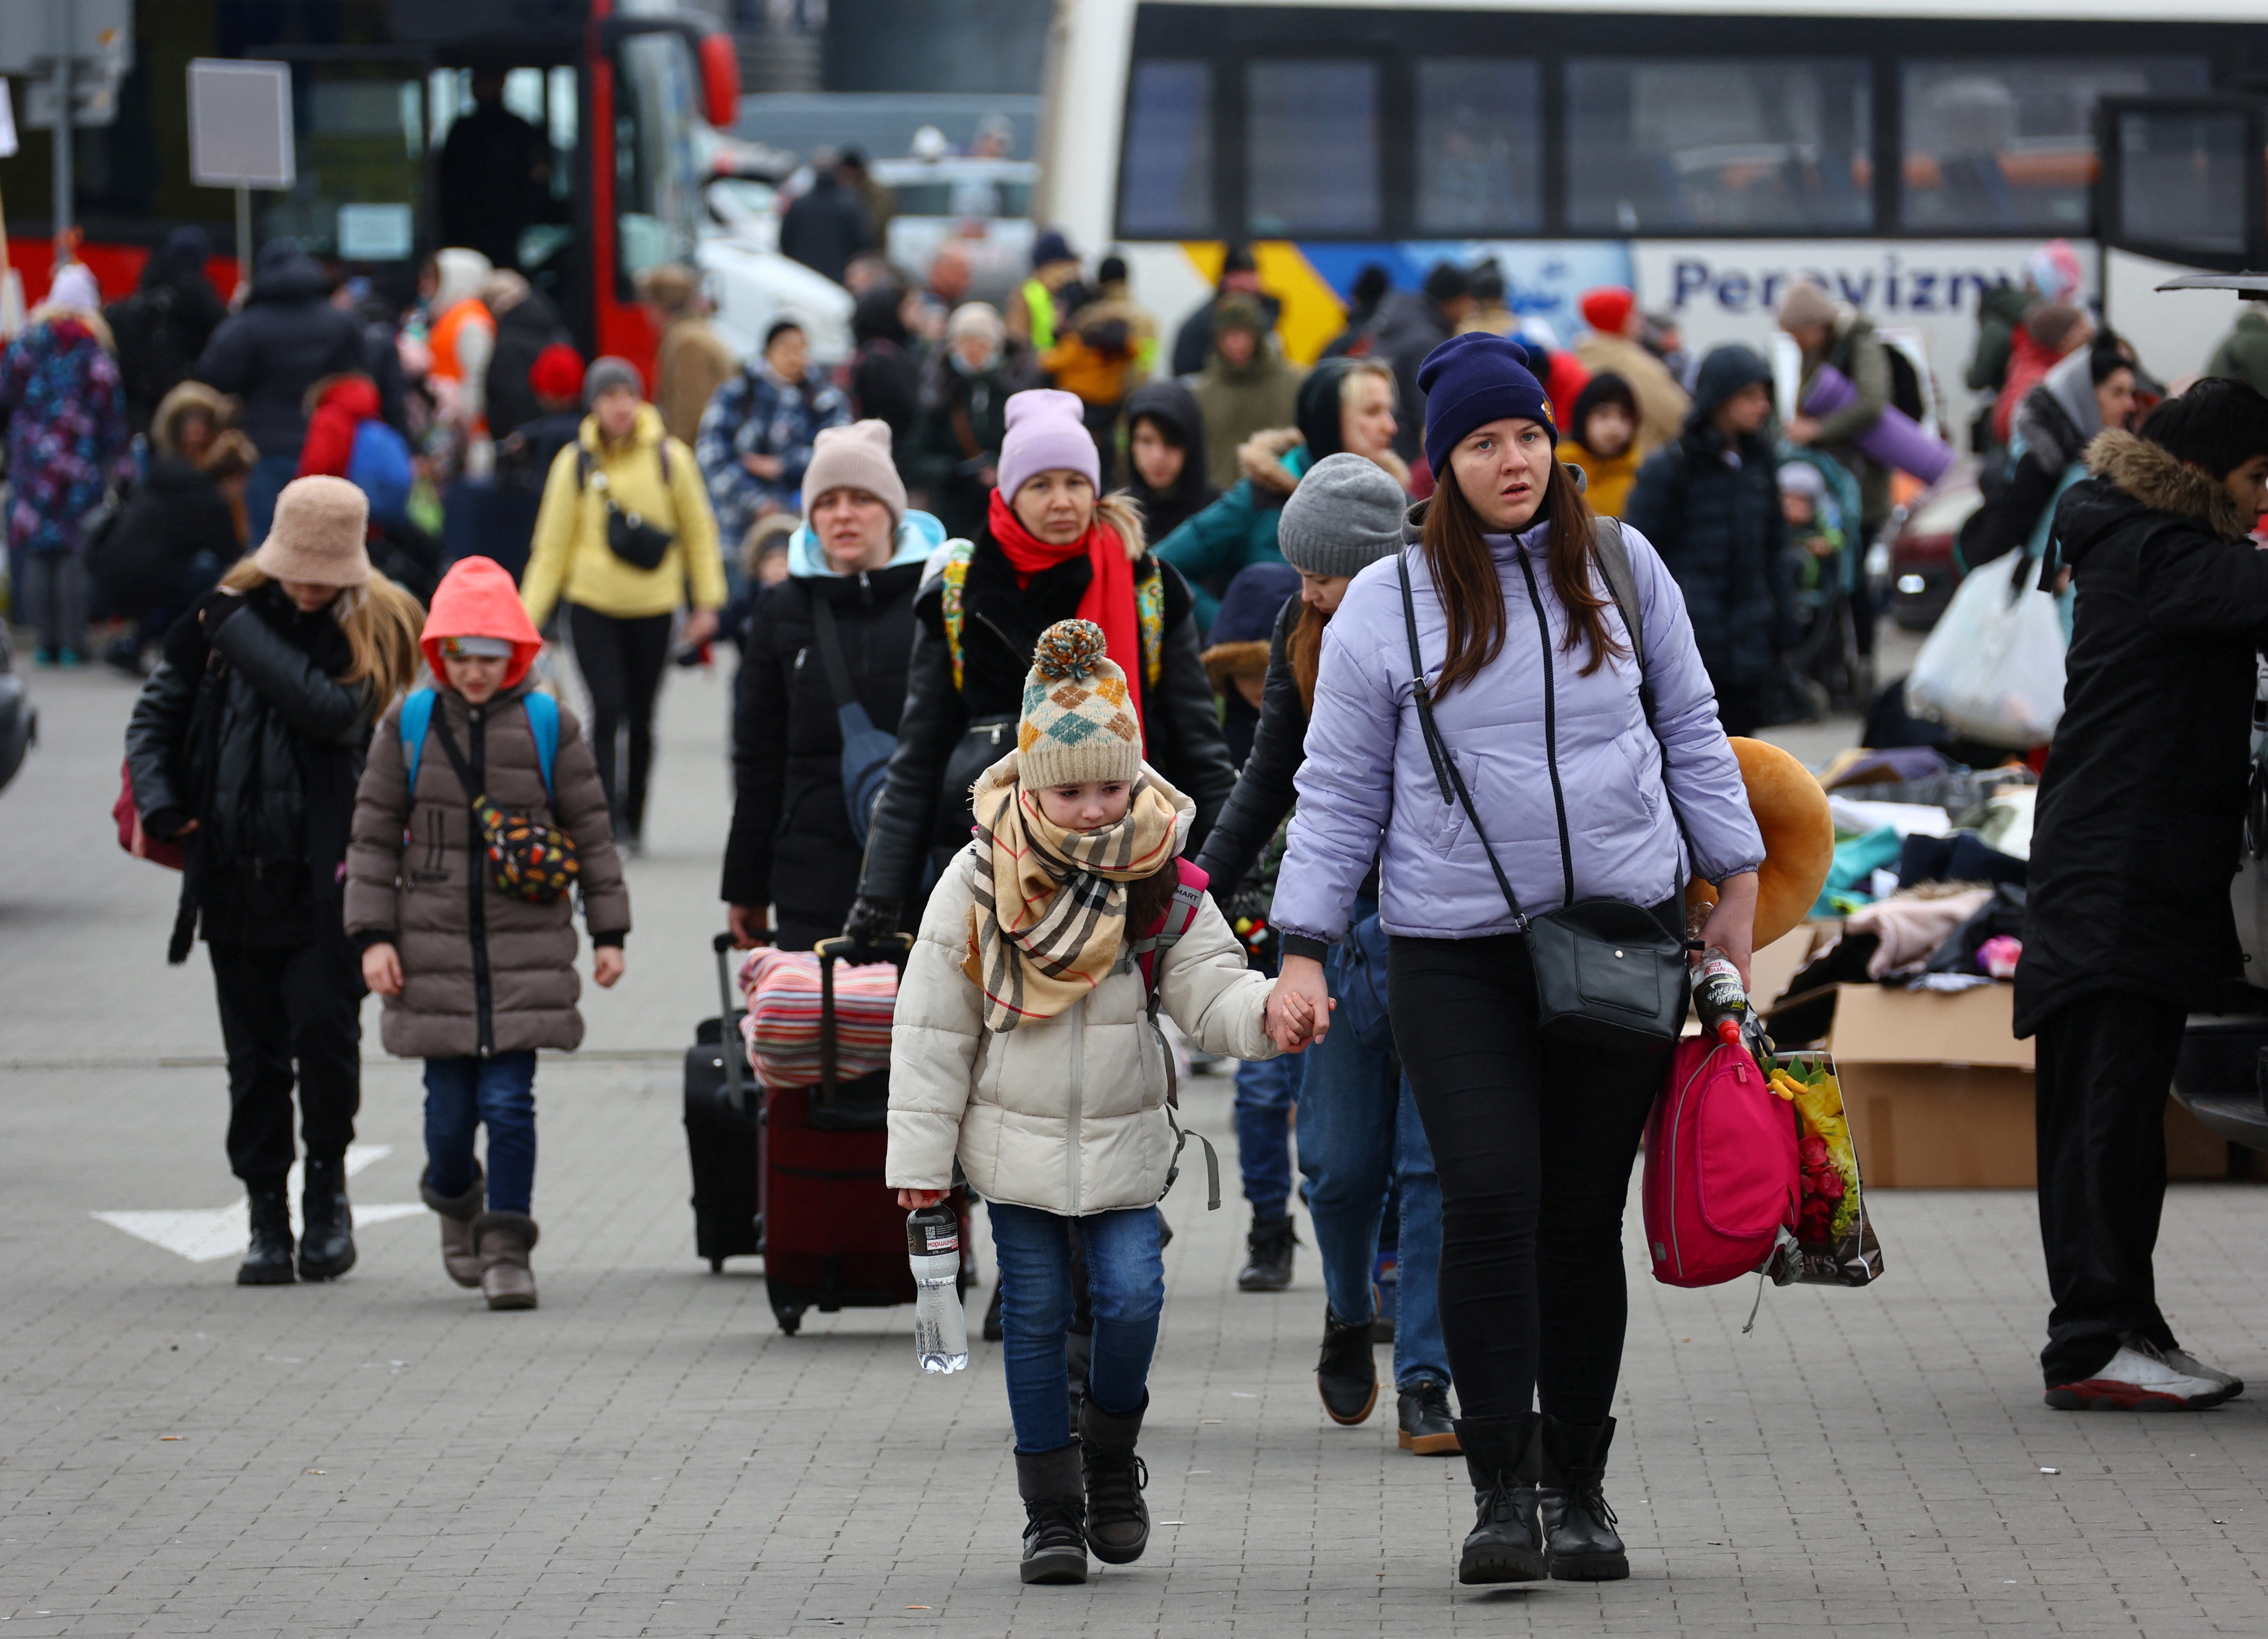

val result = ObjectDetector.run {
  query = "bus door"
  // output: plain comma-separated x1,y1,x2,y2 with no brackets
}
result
2093,96,2268,383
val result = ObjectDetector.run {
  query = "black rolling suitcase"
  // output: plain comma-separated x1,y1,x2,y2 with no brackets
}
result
684,931,763,1271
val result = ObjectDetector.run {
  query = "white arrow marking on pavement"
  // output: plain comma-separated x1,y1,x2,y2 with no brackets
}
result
92,1144,424,1262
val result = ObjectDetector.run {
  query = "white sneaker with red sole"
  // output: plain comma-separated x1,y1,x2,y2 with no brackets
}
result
2045,1337,2241,1411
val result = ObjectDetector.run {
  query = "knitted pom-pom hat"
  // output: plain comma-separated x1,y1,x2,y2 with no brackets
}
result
1016,619,1143,790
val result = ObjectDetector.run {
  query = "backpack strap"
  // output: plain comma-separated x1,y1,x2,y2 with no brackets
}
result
937,538,975,693
1133,859,1211,1006
1590,516,1647,685
398,688,436,794
521,691,559,802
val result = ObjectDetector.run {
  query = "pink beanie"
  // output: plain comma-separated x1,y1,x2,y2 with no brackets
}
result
997,388,1100,502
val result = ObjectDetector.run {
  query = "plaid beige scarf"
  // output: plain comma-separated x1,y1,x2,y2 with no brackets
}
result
963,758,1185,1031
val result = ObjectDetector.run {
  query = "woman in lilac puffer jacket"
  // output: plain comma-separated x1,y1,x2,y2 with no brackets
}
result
1267,333,1764,1590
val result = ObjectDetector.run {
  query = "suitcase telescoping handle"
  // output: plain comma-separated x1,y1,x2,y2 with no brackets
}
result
812,932,912,1111
712,929,762,1113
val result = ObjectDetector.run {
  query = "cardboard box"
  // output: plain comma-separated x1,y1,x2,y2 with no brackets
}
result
1817,981,2227,1187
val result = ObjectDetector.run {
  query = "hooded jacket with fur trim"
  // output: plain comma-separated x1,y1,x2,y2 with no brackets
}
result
2014,429,2268,1035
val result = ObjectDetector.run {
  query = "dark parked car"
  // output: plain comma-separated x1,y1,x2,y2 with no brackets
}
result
1887,471,1982,632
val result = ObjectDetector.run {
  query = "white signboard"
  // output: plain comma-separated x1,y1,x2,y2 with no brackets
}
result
338,203,413,261
188,59,295,189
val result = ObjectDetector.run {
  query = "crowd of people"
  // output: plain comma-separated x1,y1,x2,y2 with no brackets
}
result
21,195,2268,1596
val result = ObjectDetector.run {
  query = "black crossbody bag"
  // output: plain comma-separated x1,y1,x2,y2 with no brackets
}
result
1397,522,1693,1052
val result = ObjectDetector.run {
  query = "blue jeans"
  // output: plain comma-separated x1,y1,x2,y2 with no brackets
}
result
1232,1052,1301,1215
423,1052,538,1214
989,1201,1163,1453
1296,910,1451,1391
244,452,301,548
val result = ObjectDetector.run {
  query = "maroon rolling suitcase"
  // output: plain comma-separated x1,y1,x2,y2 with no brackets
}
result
757,934,968,1334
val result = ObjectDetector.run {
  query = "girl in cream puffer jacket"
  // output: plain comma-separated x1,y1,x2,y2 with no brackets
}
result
887,619,1285,1588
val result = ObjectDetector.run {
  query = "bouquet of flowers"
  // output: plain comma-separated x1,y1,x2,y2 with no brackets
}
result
1765,1051,1886,1287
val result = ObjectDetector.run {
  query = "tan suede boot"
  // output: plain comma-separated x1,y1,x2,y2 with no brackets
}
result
472,1210,539,1310
420,1167,485,1288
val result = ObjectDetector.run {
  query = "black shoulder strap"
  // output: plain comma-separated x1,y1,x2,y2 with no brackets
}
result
1397,548,1532,927
805,593,858,713
426,708,484,806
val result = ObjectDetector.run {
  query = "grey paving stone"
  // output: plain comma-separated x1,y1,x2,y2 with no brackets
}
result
9,660,2268,1637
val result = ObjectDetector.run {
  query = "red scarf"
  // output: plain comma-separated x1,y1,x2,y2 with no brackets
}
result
987,489,1143,724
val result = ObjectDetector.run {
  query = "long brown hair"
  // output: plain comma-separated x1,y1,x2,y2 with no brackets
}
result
218,558,425,707
1419,455,1622,696
1287,601,1327,713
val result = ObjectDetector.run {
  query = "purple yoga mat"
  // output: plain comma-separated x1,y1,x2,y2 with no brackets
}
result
1801,363,1954,485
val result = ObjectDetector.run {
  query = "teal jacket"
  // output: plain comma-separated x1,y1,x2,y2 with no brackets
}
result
1154,428,1307,631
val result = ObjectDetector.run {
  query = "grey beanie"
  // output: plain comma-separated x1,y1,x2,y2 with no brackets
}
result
583,354,643,406
1277,452,1408,577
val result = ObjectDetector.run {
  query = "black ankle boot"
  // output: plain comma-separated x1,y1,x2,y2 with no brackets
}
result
237,1180,295,1286
1237,1211,1297,1292
1015,1444,1088,1585
297,1155,357,1282
1538,1414,1629,1580
1317,1307,1379,1425
1452,1413,1546,1584
1078,1392,1150,1564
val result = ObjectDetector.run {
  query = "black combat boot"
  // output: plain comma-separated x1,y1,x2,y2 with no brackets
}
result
1015,1444,1088,1585
1538,1414,1629,1581
237,1180,295,1286
1317,1307,1379,1424
297,1155,357,1282
1078,1392,1150,1564
1452,1413,1546,1584
1236,1211,1297,1292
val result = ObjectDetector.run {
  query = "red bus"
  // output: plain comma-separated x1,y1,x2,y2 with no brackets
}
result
0,0,739,381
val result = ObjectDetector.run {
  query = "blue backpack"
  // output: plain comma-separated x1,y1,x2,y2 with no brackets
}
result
349,418,415,525
399,688,558,802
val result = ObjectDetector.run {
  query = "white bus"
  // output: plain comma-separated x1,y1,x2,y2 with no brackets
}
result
1035,0,2268,408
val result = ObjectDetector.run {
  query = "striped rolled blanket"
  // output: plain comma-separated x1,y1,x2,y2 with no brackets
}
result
736,947,900,1090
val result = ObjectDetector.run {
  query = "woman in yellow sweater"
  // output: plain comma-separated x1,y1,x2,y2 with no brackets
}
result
523,356,725,849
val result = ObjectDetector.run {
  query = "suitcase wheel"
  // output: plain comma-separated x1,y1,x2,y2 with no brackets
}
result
772,1301,804,1335
709,1258,724,1274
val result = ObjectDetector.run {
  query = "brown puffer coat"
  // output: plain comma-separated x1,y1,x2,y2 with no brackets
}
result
344,678,630,1057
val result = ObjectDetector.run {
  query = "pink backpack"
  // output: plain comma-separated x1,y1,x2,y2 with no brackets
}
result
1642,1036,1799,1289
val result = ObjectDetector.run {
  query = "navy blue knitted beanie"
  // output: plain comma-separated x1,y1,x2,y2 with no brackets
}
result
1417,332,1557,477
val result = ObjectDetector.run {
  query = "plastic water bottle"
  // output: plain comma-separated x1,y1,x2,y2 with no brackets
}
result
907,1203,968,1374
1693,949,1755,1049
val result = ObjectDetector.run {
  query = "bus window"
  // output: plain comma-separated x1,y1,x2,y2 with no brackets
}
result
1567,58,1872,233
1120,60,1213,237
613,32,704,293
263,66,429,266
1247,60,1379,235
1416,60,1542,234
1900,57,2207,232
2116,109,2249,257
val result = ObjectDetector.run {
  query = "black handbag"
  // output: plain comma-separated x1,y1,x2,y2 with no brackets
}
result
1397,532,1692,1052
578,447,677,571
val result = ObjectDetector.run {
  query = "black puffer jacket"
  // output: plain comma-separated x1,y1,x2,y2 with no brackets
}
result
189,243,363,459
1623,345,1796,695
483,289,572,448
722,554,923,930
105,252,225,436
2015,430,2268,1036
126,585,379,951
858,500,1238,911
1193,593,1382,906
90,455,238,615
